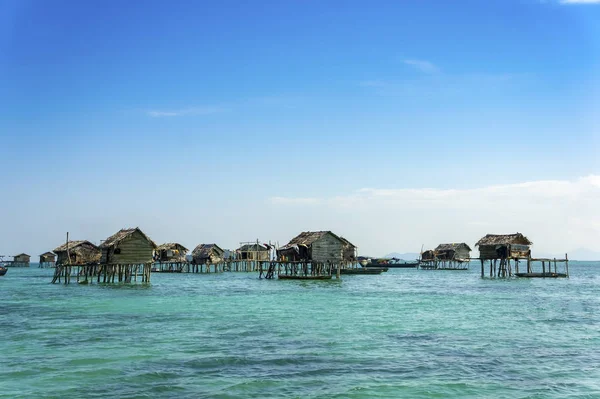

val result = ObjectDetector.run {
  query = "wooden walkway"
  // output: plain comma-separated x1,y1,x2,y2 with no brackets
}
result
476,255,569,278
52,263,152,284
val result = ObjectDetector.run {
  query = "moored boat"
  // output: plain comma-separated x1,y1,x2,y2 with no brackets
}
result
0,256,8,276
340,267,387,275
365,258,419,268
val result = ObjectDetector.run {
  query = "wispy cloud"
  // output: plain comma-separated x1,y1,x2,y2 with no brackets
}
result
402,59,439,74
560,0,600,4
146,106,224,118
268,176,600,255
358,73,519,98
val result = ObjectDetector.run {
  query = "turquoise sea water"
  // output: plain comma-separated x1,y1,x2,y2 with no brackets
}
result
1,263,600,399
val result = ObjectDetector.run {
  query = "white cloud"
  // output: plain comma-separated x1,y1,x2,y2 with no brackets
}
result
146,106,224,118
403,59,439,74
268,176,600,257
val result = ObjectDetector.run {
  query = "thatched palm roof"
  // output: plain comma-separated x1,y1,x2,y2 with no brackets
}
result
54,240,98,253
238,243,268,252
192,244,224,258
475,233,532,246
99,228,157,249
53,240,101,265
156,243,188,253
285,231,355,248
338,236,356,248
39,251,55,257
14,253,30,257
435,243,472,252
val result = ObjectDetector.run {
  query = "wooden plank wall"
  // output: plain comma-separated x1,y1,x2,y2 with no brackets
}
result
103,230,154,264
479,244,530,260
455,247,471,259
312,233,343,262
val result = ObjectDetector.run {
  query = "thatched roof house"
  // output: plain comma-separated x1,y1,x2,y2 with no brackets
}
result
13,253,30,265
99,227,157,265
155,243,188,263
420,249,436,261
39,252,56,263
192,244,224,265
434,243,472,261
277,231,356,262
475,233,532,260
54,240,101,266
238,243,270,261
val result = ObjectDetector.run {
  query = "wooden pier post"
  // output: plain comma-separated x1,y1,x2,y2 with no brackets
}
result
542,261,545,276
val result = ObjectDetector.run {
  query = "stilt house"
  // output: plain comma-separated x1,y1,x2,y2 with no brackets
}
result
475,233,532,260
420,250,436,262
99,227,157,265
192,244,224,265
434,243,472,261
39,252,56,267
54,240,101,266
277,231,356,263
8,253,28,267
155,243,188,263
237,243,270,261
11,253,30,267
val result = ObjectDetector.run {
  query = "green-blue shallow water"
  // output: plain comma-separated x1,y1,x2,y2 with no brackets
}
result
1,263,600,399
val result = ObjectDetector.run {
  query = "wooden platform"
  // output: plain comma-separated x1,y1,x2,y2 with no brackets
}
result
515,272,568,278
278,275,332,280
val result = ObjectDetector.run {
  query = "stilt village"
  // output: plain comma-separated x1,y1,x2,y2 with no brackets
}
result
1,228,569,284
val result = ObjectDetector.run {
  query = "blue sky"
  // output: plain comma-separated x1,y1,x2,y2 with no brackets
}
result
1,0,599,258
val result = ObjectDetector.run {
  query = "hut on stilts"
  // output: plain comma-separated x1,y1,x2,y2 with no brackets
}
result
238,242,270,261
419,249,437,269
51,239,101,284
54,240,101,266
190,244,225,273
153,243,188,272
10,253,30,267
228,241,272,272
52,230,156,284
434,243,472,270
476,233,532,278
97,228,157,283
274,231,356,279
39,252,56,268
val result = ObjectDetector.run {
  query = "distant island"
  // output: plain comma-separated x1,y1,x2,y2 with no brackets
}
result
384,252,421,261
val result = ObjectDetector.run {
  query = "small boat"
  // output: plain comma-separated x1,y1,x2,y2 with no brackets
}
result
340,267,387,275
366,258,419,268
278,274,332,280
0,256,8,276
